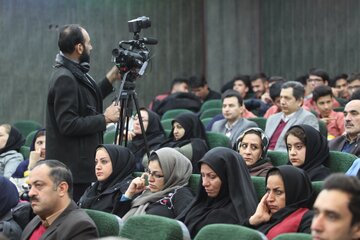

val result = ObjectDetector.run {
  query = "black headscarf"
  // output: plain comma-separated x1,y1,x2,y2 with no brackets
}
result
285,124,331,181
29,129,46,151
257,165,315,234
127,108,166,171
0,125,25,154
178,147,258,237
0,176,19,218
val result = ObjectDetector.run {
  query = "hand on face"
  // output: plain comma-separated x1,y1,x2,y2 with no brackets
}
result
249,192,272,226
125,173,148,198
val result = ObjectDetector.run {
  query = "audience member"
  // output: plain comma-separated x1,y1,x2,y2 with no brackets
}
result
265,81,319,151
247,166,314,239
46,24,121,202
189,75,221,103
313,85,345,139
236,127,273,177
350,88,360,101
211,90,257,146
126,108,166,171
232,74,252,99
285,125,331,181
331,73,350,100
311,174,360,240
178,147,257,238
348,73,360,96
329,99,360,157
250,73,269,99
114,148,193,220
148,78,189,110
0,124,24,178
263,82,283,118
78,145,135,213
22,160,98,239
156,112,209,173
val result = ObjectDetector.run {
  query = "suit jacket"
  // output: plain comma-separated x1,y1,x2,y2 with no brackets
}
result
265,108,319,151
21,201,98,240
211,118,258,147
329,135,360,157
46,55,113,183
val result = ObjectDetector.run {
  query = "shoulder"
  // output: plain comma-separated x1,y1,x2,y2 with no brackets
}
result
212,119,226,129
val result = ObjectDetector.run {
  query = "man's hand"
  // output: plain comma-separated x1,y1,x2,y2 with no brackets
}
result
106,66,121,84
103,102,121,123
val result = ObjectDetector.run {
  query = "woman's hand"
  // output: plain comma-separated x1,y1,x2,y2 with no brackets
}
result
124,173,148,199
249,192,272,226
28,149,42,170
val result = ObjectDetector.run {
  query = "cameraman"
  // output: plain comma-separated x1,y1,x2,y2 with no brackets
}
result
46,24,121,202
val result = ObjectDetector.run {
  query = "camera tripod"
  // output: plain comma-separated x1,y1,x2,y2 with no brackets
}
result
114,71,150,158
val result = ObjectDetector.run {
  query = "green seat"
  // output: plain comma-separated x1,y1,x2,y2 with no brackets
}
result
267,151,288,166
200,108,222,120
248,117,267,131
84,209,122,237
312,181,324,196
188,174,201,194
103,130,116,144
251,176,266,201
194,224,265,240
273,233,312,240
13,120,42,138
120,215,189,240
318,120,328,138
325,151,357,173
206,132,231,149
19,145,30,159
161,118,174,131
201,117,213,128
161,109,192,121
25,130,38,147
200,99,222,112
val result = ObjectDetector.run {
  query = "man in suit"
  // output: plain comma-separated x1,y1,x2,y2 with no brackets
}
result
46,24,121,201
211,90,257,147
265,81,319,151
329,100,360,157
21,160,98,240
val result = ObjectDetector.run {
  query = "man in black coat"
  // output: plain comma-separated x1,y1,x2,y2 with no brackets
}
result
46,24,121,201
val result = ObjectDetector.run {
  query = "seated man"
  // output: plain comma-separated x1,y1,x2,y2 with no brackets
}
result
348,73,360,97
21,160,98,240
265,81,319,151
211,90,257,147
189,75,221,103
311,174,360,240
313,85,345,139
331,73,350,101
329,99,360,157
250,72,269,100
263,81,283,118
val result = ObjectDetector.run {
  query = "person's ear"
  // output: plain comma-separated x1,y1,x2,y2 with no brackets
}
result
57,181,69,197
75,43,83,55
351,223,360,239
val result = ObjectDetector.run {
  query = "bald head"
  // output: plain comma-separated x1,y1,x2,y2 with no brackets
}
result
344,100,360,140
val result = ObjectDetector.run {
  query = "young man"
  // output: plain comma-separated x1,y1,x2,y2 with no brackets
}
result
313,85,345,139
189,75,221,103
21,160,98,239
250,73,269,99
331,73,350,100
311,174,360,240
265,81,319,151
348,73,360,97
211,90,257,146
232,74,251,99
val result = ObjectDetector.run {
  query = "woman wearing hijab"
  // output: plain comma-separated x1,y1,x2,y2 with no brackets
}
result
285,124,331,181
114,147,194,220
177,147,258,238
127,108,166,171
236,127,273,177
156,112,209,173
0,124,25,178
247,165,314,239
78,144,136,213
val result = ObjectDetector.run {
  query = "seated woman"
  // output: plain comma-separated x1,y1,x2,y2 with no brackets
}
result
114,147,194,220
236,127,273,177
0,124,25,178
78,144,136,213
156,112,209,173
177,147,258,238
247,165,314,239
285,124,331,181
126,108,166,171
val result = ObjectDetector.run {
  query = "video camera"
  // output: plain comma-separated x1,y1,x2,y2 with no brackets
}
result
112,16,157,77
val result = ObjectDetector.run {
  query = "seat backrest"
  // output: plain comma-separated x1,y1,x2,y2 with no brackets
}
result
200,99,222,112
84,209,122,237
161,109,192,121
19,146,30,159
13,120,42,138
103,130,116,144
194,224,266,240
25,130,38,147
267,151,288,166
312,181,324,196
120,214,188,240
325,151,357,173
200,108,222,120
273,233,312,240
161,118,174,131
206,132,231,149
251,176,266,201
188,174,201,194
248,117,267,131
318,120,328,138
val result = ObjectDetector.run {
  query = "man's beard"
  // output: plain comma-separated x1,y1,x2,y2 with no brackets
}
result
79,45,90,64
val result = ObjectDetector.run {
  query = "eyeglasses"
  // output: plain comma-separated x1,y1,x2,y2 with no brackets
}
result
146,169,164,179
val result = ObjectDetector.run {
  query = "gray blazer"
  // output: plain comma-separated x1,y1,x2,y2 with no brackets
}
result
265,108,319,151
21,201,98,240
211,118,258,147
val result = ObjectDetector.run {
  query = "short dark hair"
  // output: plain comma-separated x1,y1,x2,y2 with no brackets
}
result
33,160,73,198
250,72,268,83
269,81,283,101
312,85,333,102
269,76,286,84
308,68,330,83
170,78,189,90
350,89,360,101
295,74,308,85
221,89,243,106
189,76,207,88
330,73,348,87
58,24,85,54
281,81,305,100
347,73,360,84
232,75,251,89
285,126,306,146
323,174,360,226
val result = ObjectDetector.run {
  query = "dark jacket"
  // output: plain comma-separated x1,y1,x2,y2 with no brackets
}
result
329,135,360,157
46,54,113,183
